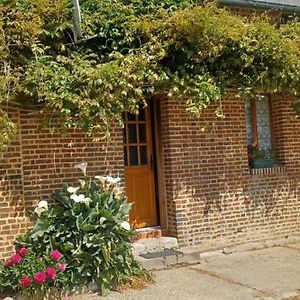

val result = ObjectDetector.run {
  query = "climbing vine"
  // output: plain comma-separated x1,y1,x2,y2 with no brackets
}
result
0,0,299,153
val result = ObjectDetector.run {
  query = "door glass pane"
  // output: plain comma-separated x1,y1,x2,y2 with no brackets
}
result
138,105,146,121
140,146,147,165
128,124,137,143
124,147,128,166
129,146,138,165
127,112,136,121
123,126,127,144
139,124,146,143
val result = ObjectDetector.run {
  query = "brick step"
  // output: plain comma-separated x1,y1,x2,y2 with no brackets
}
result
133,226,168,241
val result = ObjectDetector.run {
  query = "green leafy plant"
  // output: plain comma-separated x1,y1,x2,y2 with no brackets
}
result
0,247,67,299
17,170,144,296
0,1,300,153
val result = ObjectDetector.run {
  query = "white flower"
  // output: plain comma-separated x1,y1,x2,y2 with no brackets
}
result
82,197,92,206
34,200,49,216
106,176,121,185
74,162,87,176
38,200,48,210
4,297,14,300
78,179,86,188
120,221,130,231
67,186,80,194
70,194,85,203
34,207,46,217
95,175,107,184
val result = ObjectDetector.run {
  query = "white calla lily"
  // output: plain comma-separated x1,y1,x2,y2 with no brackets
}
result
74,162,87,176
38,200,48,209
95,175,107,184
106,176,121,185
34,206,46,217
82,197,92,206
70,194,85,203
120,221,130,231
78,179,86,188
67,186,80,194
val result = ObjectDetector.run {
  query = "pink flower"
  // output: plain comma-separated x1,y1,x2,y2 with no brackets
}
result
20,276,32,288
18,247,29,257
34,272,46,284
50,250,62,261
58,262,66,272
11,253,22,264
4,259,13,268
45,267,57,280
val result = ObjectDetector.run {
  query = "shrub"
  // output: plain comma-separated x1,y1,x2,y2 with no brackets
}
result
16,172,143,296
0,247,67,299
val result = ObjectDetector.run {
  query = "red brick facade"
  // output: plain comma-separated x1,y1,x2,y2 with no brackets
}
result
0,107,124,259
160,92,300,247
0,92,299,258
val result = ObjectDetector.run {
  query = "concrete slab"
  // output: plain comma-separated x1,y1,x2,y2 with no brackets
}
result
71,243,300,300
285,244,300,250
72,267,262,300
192,246,300,299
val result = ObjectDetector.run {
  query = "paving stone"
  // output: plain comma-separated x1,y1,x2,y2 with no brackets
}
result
164,254,178,267
181,249,201,264
132,243,146,255
176,253,185,265
138,257,166,270
222,241,265,254
157,237,178,250
200,250,223,259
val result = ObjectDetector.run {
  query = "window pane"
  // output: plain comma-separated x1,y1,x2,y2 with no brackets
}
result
129,146,138,165
124,147,128,166
123,126,127,144
138,105,146,121
245,100,253,146
256,96,272,150
128,124,137,143
139,124,146,143
140,146,147,165
127,112,136,121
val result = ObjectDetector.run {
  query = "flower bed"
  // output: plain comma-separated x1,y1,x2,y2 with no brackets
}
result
0,248,67,299
0,164,147,298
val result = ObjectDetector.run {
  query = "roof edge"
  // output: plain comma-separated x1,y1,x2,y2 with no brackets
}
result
219,0,300,14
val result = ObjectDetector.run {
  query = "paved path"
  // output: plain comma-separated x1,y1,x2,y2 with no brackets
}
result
73,244,300,300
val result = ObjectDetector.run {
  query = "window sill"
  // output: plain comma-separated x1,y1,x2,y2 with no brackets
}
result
249,165,285,175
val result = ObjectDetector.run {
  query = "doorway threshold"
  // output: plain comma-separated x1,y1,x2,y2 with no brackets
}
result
134,226,167,240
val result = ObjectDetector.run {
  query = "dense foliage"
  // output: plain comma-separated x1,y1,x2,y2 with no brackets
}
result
17,175,143,296
0,0,300,152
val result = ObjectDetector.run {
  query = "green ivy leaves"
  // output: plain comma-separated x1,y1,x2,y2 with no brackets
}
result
0,0,299,154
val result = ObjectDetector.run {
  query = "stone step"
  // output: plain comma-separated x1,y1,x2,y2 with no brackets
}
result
133,237,179,256
135,246,208,270
135,235,300,271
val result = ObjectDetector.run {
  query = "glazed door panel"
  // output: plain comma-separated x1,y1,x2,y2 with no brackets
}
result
123,104,157,228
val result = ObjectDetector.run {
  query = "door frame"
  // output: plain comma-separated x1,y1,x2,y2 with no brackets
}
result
151,95,168,229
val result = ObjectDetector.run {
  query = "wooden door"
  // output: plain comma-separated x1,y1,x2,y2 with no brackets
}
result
123,104,157,229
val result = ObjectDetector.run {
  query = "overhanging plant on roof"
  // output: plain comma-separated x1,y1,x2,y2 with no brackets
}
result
0,0,300,154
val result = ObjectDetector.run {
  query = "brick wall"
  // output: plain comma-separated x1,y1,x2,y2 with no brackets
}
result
160,92,300,247
0,107,124,259
1,92,299,258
